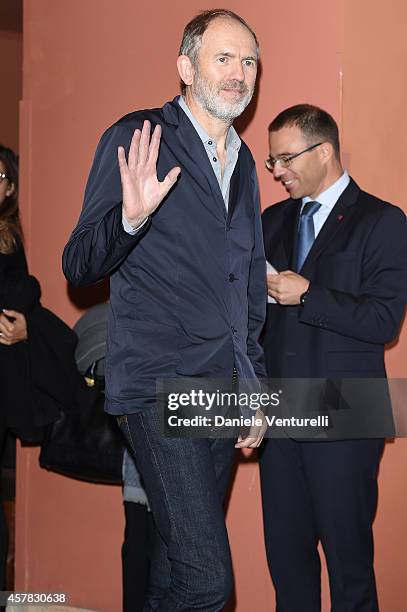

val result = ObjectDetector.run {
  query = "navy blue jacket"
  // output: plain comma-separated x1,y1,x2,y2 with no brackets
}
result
63,98,267,414
262,178,407,378
261,179,407,436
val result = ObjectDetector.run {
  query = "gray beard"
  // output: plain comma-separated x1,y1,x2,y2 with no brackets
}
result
192,73,254,123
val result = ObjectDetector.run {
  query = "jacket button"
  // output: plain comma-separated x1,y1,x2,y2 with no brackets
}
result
231,326,237,334
229,273,236,282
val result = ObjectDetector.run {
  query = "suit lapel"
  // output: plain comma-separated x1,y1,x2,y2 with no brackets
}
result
227,156,241,223
282,199,301,269
163,100,226,221
302,178,360,272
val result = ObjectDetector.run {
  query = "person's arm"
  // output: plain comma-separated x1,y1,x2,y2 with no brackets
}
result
236,167,268,450
1,237,38,304
299,205,407,343
1,242,41,336
4,236,29,278
62,120,180,286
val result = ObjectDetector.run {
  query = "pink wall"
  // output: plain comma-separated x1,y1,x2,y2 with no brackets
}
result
343,2,407,609
16,1,405,610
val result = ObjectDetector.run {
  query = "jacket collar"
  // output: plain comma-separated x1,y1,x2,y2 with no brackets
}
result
162,97,242,222
282,177,360,269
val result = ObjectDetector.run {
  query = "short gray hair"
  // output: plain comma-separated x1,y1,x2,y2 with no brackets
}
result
179,9,259,67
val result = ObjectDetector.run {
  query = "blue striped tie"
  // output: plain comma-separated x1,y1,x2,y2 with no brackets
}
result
295,201,321,272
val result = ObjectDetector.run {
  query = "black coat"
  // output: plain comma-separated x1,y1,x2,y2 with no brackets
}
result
0,241,82,429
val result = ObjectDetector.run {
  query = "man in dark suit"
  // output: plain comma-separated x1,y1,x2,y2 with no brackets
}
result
260,104,407,611
63,9,266,611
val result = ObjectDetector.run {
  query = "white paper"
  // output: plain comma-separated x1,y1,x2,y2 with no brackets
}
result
266,260,278,304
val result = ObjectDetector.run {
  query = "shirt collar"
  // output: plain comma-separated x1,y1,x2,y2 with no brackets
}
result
177,95,241,152
302,171,350,212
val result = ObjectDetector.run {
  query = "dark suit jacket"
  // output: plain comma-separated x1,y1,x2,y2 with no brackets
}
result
63,98,267,414
261,178,407,437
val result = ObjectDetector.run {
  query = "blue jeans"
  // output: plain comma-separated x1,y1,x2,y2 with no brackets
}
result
117,408,236,611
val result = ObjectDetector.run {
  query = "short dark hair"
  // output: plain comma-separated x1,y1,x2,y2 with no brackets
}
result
269,104,340,157
179,9,259,67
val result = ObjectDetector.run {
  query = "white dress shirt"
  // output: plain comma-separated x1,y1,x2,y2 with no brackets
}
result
302,171,350,237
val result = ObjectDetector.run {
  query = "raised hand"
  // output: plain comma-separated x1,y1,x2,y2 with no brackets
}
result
118,120,181,228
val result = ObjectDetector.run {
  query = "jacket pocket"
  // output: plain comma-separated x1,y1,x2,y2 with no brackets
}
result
106,320,179,399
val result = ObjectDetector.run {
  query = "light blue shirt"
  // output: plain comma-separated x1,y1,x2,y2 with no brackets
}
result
178,95,241,210
302,171,350,237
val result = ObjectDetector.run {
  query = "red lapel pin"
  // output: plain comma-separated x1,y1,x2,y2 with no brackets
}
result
337,214,344,221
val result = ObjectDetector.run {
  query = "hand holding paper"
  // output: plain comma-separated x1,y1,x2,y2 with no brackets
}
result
266,261,278,304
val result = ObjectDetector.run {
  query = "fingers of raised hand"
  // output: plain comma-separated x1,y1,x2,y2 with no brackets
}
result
137,120,152,167
118,122,162,175
147,124,162,168
159,166,181,199
128,128,142,170
118,146,130,177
